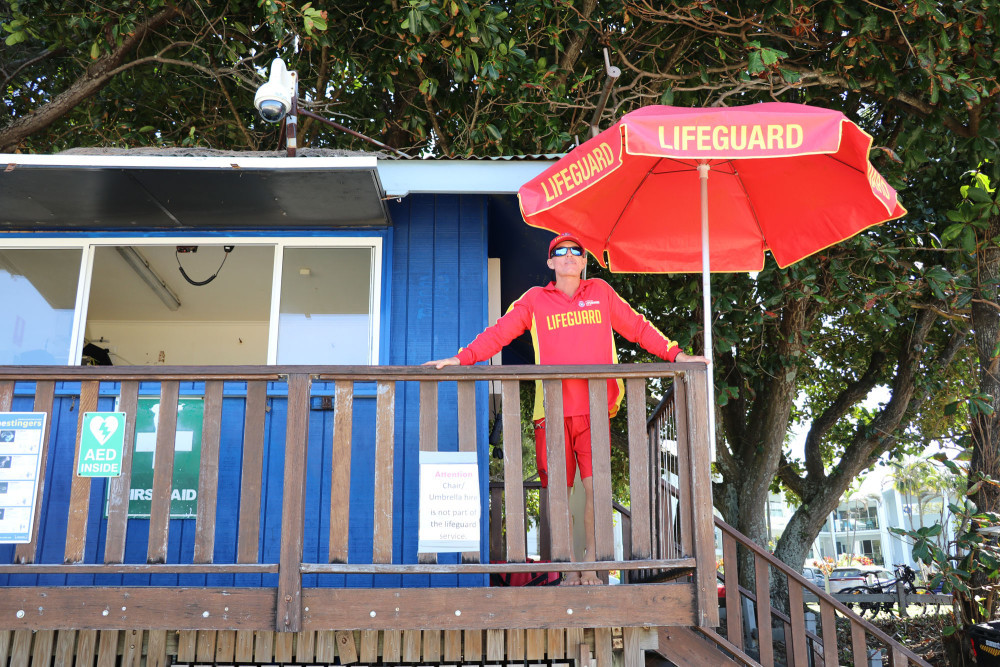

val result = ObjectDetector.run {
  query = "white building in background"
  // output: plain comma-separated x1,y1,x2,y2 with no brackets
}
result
766,470,955,570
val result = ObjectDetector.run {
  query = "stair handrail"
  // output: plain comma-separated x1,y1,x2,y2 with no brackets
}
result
715,516,932,667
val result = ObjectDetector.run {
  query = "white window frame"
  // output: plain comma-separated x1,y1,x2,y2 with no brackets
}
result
0,236,383,366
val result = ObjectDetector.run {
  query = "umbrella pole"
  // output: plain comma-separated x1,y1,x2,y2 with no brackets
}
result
697,163,716,460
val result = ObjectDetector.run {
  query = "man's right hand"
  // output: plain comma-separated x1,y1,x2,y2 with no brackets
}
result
422,356,460,369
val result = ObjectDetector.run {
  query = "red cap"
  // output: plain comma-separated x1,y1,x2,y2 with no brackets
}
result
548,232,586,256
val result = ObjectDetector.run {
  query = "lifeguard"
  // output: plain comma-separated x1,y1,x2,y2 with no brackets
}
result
425,232,708,586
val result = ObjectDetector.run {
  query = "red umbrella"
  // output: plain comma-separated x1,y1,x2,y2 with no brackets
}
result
517,102,906,440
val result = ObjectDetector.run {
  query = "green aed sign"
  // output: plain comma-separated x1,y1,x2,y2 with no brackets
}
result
106,396,203,519
78,412,126,477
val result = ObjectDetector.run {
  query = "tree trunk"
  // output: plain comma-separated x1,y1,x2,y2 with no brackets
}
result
943,628,974,667
723,475,771,604
773,497,841,576
970,213,1000,515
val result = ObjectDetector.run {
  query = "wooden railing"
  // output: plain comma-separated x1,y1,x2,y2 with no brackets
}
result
488,386,684,581
0,363,716,634
713,518,933,667
632,394,933,667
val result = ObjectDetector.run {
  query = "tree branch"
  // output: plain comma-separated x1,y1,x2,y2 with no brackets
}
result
802,348,887,479
777,453,807,498
786,68,975,138
823,308,939,493
0,5,182,152
554,0,598,90
1,46,67,90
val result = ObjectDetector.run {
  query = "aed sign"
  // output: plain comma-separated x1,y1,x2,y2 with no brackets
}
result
78,412,126,477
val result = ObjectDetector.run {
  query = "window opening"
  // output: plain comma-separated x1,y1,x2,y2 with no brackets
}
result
86,245,274,365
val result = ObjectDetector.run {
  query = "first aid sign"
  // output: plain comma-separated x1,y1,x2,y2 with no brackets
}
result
78,412,126,477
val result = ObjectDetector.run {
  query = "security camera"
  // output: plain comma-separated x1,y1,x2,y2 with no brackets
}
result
254,58,296,123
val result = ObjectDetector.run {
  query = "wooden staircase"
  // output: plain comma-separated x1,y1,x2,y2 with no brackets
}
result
650,516,933,667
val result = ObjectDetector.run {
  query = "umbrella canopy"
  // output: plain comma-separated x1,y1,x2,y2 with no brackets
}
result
518,102,906,450
518,102,906,273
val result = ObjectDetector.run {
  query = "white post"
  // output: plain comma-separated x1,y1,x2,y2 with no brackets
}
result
697,162,716,459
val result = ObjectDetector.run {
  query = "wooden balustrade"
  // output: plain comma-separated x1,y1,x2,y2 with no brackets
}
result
0,364,715,633
713,519,932,667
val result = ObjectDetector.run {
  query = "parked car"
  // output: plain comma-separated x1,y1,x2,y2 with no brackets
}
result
802,566,825,588
828,566,893,593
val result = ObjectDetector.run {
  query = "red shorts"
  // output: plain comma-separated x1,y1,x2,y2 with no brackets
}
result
533,415,592,488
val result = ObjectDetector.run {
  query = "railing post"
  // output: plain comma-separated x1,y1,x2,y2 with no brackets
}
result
66,381,99,563
501,380,526,562
686,366,719,627
16,381,54,565
542,379,572,562
625,378,651,559
148,381,179,564
278,373,311,632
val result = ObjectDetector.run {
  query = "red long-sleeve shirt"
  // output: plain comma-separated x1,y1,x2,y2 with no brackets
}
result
455,278,680,420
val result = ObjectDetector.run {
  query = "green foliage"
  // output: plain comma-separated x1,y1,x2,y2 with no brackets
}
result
893,453,1000,631
5,2,1000,598
4,1,1000,159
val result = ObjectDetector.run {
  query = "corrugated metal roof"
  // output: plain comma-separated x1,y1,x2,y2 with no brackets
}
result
384,153,565,161
56,146,563,161
58,146,376,158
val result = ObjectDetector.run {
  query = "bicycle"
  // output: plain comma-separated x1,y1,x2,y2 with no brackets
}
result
842,564,930,618
842,585,882,618
889,563,934,617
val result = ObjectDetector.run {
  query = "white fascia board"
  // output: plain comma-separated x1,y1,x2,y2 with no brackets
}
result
377,158,557,197
0,153,378,171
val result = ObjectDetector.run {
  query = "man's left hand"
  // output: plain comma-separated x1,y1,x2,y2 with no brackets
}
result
675,352,711,365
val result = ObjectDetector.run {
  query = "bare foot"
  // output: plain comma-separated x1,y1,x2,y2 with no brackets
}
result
578,571,603,586
561,572,582,586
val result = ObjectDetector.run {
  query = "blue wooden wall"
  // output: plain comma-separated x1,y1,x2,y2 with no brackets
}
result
0,193,492,589
386,193,491,587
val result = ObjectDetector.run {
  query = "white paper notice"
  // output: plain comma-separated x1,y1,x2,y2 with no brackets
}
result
0,412,46,543
417,451,480,553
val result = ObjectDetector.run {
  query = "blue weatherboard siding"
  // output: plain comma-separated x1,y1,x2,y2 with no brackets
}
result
387,194,491,587
1,193,492,589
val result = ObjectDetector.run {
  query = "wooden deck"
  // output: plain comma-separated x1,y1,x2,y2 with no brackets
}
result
0,626,660,667
0,364,716,637
0,364,939,666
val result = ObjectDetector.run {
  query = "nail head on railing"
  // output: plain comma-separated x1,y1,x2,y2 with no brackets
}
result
102,610,109,617
203,611,210,618
567,609,573,615
370,611,376,617
16,610,24,618
455,610,462,616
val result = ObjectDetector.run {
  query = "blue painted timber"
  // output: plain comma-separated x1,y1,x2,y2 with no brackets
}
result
0,193,492,589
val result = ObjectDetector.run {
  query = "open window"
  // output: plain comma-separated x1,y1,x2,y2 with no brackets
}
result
276,246,375,364
86,244,274,365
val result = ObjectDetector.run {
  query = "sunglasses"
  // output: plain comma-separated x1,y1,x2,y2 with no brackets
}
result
551,246,584,257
